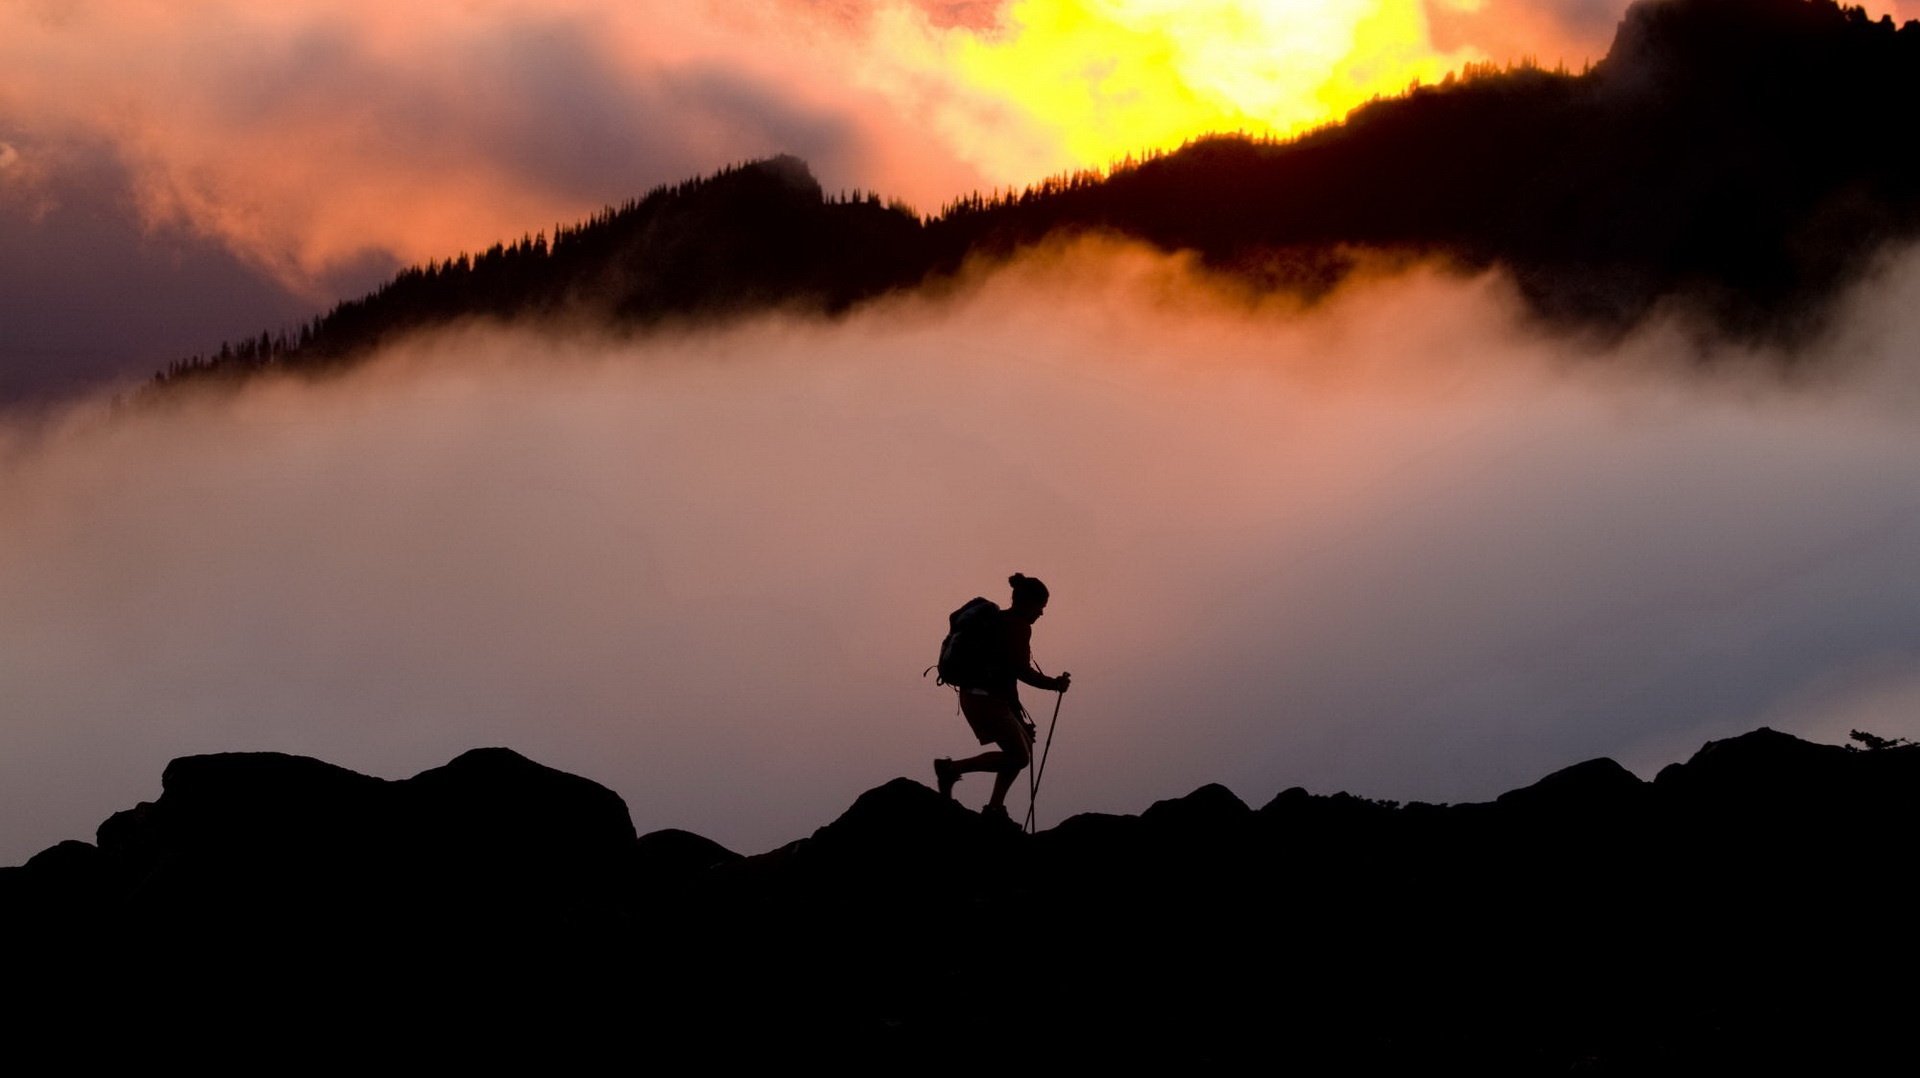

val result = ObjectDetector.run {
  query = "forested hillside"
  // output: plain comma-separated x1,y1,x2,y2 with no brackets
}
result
153,0,1920,390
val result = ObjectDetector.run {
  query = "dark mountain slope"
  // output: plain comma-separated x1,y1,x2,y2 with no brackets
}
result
175,155,924,376
928,0,1920,337
153,0,1920,393
6,726,1918,1069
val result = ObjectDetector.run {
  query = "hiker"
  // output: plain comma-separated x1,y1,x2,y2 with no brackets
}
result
934,573,1071,822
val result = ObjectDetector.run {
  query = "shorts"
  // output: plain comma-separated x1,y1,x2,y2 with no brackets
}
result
959,690,1031,752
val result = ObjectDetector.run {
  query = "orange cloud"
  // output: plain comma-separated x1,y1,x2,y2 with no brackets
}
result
0,2,988,296
14,0,1898,306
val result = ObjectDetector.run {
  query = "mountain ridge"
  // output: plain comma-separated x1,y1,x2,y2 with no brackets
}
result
149,0,1920,395
6,724,1916,1068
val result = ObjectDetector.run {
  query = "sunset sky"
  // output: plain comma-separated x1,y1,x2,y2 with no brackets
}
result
5,0,1915,398
5,1,1920,867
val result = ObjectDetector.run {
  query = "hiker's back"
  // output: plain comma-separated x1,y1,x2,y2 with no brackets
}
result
935,597,1003,689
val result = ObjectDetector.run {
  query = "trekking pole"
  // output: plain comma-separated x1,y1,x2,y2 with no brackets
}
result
1026,709,1039,829
1025,689,1065,834
1024,718,1040,835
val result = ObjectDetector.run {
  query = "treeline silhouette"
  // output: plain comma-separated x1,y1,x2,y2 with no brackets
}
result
153,0,1920,392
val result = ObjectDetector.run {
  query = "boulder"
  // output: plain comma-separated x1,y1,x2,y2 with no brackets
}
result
1495,757,1646,814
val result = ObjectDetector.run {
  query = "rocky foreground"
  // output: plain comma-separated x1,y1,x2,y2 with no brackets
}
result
6,728,1916,1071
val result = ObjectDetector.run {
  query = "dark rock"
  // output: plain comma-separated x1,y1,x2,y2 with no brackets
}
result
1045,810,1140,845
1495,756,1646,813
4,840,113,922
635,828,742,877
788,777,1020,874
24,838,101,873
1654,726,1850,792
1258,785,1311,813
123,752,391,876
94,800,156,855
1030,811,1143,876
1258,787,1400,827
7,712,1920,1069
1651,728,1920,864
394,746,639,893
161,750,387,820
1140,782,1251,830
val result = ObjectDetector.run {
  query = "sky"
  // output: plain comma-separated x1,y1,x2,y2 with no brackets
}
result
7,0,1918,400
4,1,1920,864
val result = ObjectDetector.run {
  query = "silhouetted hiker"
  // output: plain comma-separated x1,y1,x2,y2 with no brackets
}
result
933,573,1071,823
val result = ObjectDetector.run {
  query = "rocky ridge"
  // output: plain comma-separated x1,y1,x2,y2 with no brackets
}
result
5,726,1915,1069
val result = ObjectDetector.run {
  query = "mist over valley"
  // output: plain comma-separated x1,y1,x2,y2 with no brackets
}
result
5,237,1920,865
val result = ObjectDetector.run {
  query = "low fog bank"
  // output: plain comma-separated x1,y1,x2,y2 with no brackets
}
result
4,241,1920,865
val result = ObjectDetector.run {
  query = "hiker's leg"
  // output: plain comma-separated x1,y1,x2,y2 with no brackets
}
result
985,729,1032,808
952,750,1004,774
954,694,1013,776
959,693,1030,807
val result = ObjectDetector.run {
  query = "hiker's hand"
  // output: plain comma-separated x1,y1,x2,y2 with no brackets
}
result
1054,672,1071,693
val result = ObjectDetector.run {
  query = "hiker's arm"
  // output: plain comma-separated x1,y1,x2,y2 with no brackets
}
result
1008,621,1068,691
1017,665,1070,692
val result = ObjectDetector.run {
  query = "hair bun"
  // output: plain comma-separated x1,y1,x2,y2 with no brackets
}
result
1008,573,1051,604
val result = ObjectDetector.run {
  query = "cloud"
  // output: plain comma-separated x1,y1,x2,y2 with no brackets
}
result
15,0,1852,308
0,133,327,404
0,2,997,291
6,0,1918,300
1425,1,1920,67
4,238,1920,866
1423,0,1621,61
15,0,1917,401
0,1,998,397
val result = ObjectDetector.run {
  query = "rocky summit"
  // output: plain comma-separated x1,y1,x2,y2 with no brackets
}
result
5,727,1917,1070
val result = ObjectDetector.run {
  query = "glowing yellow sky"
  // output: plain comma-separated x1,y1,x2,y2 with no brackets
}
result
10,0,1916,290
949,0,1480,170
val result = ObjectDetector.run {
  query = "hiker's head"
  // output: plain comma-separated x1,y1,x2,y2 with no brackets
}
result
1008,572,1050,622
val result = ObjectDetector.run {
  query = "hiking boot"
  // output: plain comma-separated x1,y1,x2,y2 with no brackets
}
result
980,803,1015,828
934,758,960,799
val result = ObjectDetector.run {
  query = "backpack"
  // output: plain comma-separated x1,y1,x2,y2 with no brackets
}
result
928,597,1001,688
